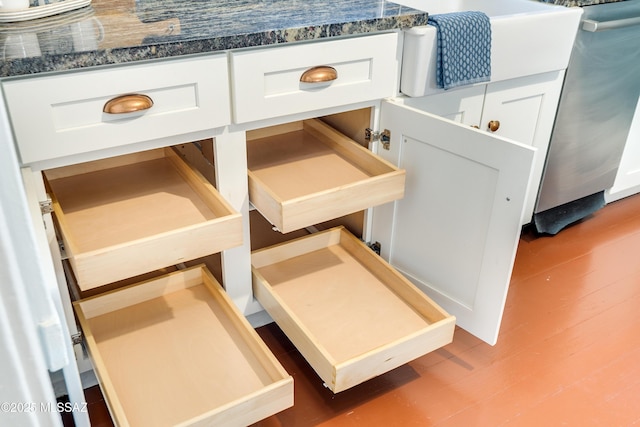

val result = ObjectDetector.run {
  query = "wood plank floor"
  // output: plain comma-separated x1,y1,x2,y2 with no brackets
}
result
63,193,640,426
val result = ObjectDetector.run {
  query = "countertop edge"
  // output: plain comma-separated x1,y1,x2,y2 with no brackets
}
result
0,13,429,78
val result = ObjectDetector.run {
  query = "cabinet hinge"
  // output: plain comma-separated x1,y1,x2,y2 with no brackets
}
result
368,241,381,255
365,128,391,150
39,198,53,215
71,332,83,346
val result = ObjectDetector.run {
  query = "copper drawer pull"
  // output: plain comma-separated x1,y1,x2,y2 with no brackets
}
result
300,66,338,83
488,120,500,132
103,94,154,114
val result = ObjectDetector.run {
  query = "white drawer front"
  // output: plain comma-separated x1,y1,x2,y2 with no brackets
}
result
230,33,399,124
3,55,230,165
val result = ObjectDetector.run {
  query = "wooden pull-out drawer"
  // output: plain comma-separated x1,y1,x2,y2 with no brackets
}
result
252,226,456,393
3,55,230,166
247,119,405,233
230,33,399,124
74,265,293,427
44,147,242,291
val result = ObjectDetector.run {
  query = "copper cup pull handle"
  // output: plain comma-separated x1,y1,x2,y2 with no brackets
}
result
103,94,154,114
300,66,338,83
487,120,500,132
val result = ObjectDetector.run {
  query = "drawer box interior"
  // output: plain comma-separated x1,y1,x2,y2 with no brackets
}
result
246,119,405,233
45,147,242,291
74,265,293,427
252,226,456,393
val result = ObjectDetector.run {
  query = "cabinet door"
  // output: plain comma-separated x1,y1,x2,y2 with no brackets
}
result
0,101,89,425
480,72,564,223
401,85,484,126
371,99,535,345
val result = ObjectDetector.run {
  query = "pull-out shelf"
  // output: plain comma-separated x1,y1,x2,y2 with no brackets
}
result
44,147,242,291
252,226,456,393
74,265,294,427
246,119,405,233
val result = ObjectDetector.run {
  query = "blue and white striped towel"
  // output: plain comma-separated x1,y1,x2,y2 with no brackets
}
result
428,11,492,90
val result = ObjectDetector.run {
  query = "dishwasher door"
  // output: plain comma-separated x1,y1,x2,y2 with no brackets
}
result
535,0,640,215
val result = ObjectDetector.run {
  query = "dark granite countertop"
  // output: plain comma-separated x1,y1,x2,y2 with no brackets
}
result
536,0,627,6
0,0,427,78
2,0,633,78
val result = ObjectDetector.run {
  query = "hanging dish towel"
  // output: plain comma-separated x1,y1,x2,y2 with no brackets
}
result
428,11,491,90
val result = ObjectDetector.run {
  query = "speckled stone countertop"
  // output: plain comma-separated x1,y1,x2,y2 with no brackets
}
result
0,0,427,78
536,0,627,7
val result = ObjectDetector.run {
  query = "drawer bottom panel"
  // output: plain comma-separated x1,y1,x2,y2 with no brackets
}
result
252,226,456,393
74,265,293,426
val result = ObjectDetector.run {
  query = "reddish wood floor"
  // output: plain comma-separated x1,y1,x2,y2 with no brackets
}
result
63,194,640,426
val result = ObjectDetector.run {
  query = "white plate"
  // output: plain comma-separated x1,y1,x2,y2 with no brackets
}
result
0,0,91,23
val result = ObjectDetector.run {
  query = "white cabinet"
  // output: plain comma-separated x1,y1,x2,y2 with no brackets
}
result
232,30,537,347
606,97,640,202
1,28,545,418
2,54,291,425
482,73,564,223
231,42,457,389
370,99,535,345
400,71,565,224
399,84,485,124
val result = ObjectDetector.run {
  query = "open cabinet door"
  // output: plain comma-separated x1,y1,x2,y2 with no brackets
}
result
371,99,535,345
0,90,90,426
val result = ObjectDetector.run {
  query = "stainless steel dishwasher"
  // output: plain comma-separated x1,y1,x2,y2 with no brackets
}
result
534,0,640,234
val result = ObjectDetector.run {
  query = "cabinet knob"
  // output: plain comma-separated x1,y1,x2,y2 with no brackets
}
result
300,66,338,83
103,94,154,114
487,120,500,132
